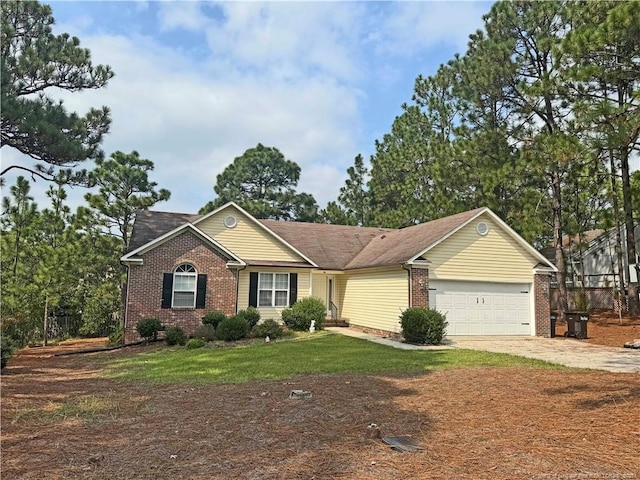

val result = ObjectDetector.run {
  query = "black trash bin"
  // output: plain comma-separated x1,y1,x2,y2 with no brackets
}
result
550,311,558,338
563,311,589,339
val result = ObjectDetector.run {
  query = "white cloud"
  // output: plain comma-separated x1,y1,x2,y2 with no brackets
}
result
157,2,207,32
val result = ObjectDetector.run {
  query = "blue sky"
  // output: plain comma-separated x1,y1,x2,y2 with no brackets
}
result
2,1,493,214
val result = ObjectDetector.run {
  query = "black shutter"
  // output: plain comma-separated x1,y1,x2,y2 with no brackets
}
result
249,272,258,307
161,273,173,309
195,274,207,308
289,273,298,305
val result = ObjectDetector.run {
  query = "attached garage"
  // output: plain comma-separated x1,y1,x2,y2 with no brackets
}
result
429,280,533,336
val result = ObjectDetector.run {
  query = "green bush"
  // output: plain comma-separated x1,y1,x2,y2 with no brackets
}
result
202,311,227,329
215,316,249,341
165,326,186,346
1,336,15,370
136,318,163,342
108,325,124,346
400,307,448,345
236,307,261,330
193,324,216,342
281,296,326,331
186,338,206,349
252,319,284,339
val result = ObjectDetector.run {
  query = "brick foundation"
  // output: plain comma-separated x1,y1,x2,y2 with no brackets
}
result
410,268,429,308
124,231,238,343
534,274,551,337
348,324,403,341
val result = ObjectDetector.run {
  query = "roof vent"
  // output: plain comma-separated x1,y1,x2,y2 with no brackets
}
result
224,215,237,228
476,221,489,236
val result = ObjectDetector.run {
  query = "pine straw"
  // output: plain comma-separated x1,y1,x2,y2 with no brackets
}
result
1,342,638,479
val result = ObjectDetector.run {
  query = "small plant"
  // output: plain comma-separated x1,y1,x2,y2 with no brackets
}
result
573,288,590,312
136,318,163,342
1,335,15,370
186,338,206,349
193,324,216,342
252,319,284,339
108,325,124,347
202,311,227,329
165,326,186,346
281,296,326,331
215,316,249,341
400,307,448,345
236,307,261,330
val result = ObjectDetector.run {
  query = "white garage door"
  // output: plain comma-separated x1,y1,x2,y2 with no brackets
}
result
429,280,532,336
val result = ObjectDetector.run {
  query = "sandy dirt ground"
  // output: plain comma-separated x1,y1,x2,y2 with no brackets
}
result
2,323,639,480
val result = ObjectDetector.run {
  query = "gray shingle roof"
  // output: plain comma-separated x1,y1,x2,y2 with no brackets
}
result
127,206,488,269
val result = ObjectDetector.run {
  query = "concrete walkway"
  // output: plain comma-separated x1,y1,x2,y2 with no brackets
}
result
326,327,640,373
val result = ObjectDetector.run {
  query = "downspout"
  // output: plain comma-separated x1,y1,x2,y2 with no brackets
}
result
402,263,412,308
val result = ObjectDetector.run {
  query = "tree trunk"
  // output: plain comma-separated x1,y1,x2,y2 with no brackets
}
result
43,295,49,347
621,145,638,316
552,168,569,317
609,151,626,301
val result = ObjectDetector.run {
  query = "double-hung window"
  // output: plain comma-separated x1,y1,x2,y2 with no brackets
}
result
173,264,197,307
258,272,289,307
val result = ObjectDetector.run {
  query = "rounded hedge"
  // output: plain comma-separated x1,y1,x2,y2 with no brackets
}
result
193,324,216,342
165,326,186,346
186,338,206,349
236,307,261,330
400,307,448,345
215,316,249,341
136,318,163,342
202,311,227,329
252,319,284,339
281,296,326,331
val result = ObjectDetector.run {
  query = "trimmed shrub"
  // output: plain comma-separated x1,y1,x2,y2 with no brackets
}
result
281,296,326,331
1,336,15,370
193,324,216,342
165,326,187,346
215,316,249,341
252,319,284,339
108,325,124,347
400,307,448,345
236,307,261,330
186,338,206,349
202,311,227,329
136,318,163,342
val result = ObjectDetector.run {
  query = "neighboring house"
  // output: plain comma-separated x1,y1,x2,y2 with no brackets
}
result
121,202,557,343
550,226,640,289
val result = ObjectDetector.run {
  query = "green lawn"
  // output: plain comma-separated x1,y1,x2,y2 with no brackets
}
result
106,333,563,384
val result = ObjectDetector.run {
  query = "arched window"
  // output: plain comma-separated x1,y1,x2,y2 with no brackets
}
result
172,263,197,308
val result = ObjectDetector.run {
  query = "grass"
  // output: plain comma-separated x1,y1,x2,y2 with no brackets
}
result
106,332,563,385
10,392,150,425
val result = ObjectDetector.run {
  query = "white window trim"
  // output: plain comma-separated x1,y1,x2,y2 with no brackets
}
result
258,272,290,308
173,263,197,308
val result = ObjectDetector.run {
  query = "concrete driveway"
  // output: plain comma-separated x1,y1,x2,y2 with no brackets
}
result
326,328,640,373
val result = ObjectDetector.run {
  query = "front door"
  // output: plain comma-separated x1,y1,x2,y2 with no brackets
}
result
327,277,334,317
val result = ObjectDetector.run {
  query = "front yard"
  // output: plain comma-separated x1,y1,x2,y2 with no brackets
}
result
1,335,638,479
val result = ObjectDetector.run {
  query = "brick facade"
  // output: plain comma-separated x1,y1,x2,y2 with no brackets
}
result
124,231,238,343
410,268,429,308
534,274,551,337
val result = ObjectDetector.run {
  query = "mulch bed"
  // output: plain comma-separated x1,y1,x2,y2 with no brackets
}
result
2,334,639,480
554,309,640,348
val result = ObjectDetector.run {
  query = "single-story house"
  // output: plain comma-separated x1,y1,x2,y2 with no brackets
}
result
121,202,557,343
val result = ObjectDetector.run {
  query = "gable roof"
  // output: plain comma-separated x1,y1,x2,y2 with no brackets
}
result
260,220,391,270
345,208,485,270
192,202,319,267
128,210,200,252
124,203,555,272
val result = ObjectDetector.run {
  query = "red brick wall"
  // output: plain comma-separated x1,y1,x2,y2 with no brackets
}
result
410,268,429,308
534,274,551,337
124,231,238,343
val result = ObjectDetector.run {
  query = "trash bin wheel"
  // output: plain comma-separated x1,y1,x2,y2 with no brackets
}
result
576,332,585,340
563,331,569,337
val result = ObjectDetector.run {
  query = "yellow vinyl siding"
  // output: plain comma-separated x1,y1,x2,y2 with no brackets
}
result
427,214,538,282
311,273,328,307
340,266,408,333
197,206,304,262
237,267,311,320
